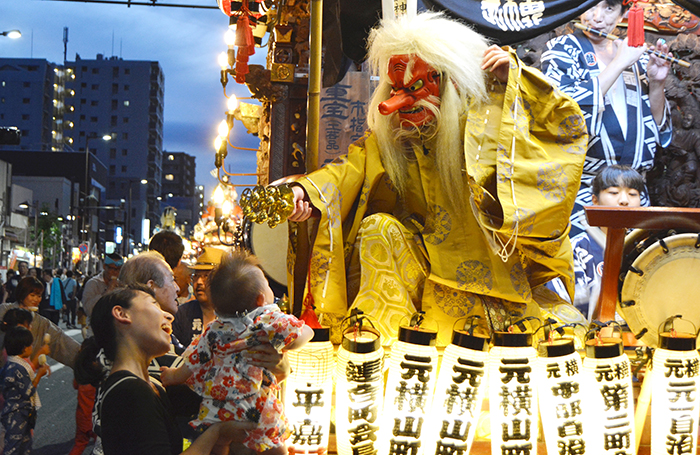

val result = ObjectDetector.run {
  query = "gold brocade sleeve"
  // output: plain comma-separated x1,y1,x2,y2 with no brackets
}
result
292,134,392,326
465,48,588,301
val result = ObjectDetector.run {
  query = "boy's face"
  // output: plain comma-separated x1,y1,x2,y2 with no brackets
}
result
593,186,641,207
21,345,32,358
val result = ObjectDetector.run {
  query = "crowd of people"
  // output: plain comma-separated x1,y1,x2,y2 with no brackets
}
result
0,1,680,453
0,229,304,454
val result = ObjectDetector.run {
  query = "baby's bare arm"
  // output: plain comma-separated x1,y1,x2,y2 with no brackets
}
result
160,364,192,387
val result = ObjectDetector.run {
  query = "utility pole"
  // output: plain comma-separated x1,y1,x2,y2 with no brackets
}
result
63,27,68,64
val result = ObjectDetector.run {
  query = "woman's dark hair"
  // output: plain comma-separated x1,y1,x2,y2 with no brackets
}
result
14,277,44,305
91,284,155,361
4,326,33,356
74,337,108,387
1,308,34,332
592,164,645,197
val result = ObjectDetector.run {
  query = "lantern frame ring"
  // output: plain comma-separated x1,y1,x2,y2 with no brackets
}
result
509,315,541,334
659,314,698,338
341,308,378,334
585,320,623,345
454,315,484,336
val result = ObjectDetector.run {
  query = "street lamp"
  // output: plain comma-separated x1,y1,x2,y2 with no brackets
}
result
126,178,148,256
84,133,112,198
0,30,21,39
18,201,38,266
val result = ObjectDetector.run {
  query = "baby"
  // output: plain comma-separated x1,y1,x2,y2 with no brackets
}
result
161,250,313,454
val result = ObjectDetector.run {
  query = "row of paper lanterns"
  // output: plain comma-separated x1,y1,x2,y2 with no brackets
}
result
283,317,700,455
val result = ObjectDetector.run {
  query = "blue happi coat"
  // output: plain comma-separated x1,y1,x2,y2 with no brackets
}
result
541,32,672,235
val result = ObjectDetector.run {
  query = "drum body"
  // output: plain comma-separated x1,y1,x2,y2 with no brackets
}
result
242,219,289,292
619,230,700,346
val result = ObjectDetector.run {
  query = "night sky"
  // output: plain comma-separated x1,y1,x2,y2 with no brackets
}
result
2,0,265,200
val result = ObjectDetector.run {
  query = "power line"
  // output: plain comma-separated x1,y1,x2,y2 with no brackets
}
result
39,0,218,9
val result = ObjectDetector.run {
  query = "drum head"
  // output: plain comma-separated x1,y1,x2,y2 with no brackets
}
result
619,233,700,347
247,220,289,289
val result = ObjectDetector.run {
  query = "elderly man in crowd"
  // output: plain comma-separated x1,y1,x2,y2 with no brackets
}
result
172,247,223,346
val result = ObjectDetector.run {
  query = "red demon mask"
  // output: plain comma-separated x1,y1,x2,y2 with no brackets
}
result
378,54,441,128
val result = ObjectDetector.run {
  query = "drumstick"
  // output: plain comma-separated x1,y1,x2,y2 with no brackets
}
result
573,22,691,68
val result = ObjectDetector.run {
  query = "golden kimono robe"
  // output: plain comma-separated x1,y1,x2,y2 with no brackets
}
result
293,51,588,345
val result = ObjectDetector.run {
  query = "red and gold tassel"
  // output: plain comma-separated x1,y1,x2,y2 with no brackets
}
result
625,0,645,47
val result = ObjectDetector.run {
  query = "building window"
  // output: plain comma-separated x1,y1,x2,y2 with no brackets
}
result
112,99,118,110
125,68,130,75
81,82,87,88
109,181,116,189
81,66,87,72
80,114,86,120
121,165,127,172
90,116,98,122
124,84,130,91
21,114,29,120
111,115,117,126
122,132,128,140
22,98,30,104
168,155,174,161
165,174,174,181
122,149,127,156
23,82,30,88
113,67,119,77
123,117,129,124
21,130,29,136
79,131,86,137
112,83,118,94
91,84,99,90
109,165,115,176
110,148,116,159
80,99,86,104
91,100,98,106
92,68,99,74
123,100,130,107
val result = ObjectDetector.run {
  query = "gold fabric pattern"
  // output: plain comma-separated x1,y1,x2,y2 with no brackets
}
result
290,49,587,345
537,162,567,203
423,205,451,245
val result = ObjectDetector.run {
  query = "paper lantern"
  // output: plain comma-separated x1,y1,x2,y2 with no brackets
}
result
536,337,589,455
378,325,439,455
650,319,700,455
582,335,636,455
488,330,539,455
424,327,490,455
285,328,334,455
334,326,385,455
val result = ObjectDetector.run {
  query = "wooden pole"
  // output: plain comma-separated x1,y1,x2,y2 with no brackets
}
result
306,0,323,173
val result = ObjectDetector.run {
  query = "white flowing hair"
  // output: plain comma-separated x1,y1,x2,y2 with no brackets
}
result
366,12,490,211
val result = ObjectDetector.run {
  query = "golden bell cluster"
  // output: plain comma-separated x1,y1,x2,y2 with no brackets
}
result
239,184,294,228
